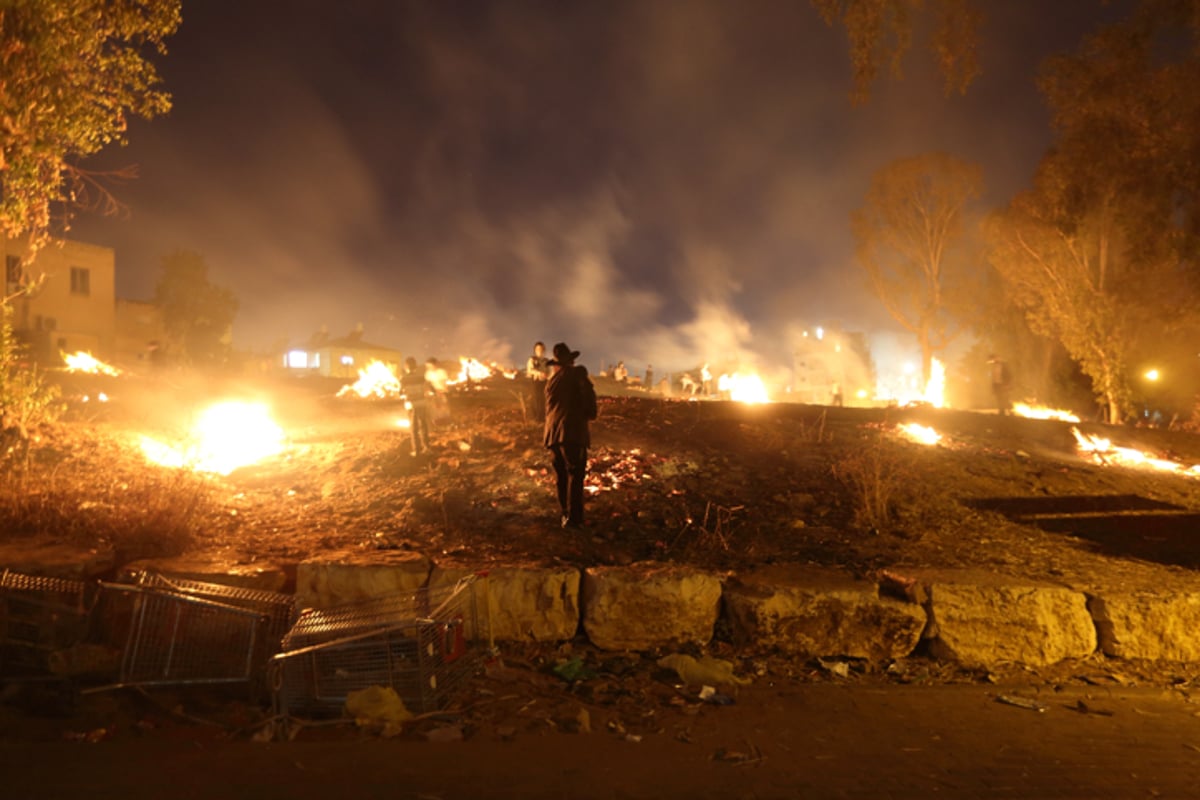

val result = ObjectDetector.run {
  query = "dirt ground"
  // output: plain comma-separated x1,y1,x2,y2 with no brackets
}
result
4,373,1200,771
7,372,1200,590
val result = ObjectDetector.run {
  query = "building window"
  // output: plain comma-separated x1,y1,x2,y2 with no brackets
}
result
286,350,309,369
340,354,354,366
70,267,90,296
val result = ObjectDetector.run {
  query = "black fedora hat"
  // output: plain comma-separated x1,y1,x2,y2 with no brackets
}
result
548,342,580,366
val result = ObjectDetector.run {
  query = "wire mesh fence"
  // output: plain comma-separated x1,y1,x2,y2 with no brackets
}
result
0,570,95,676
271,574,490,718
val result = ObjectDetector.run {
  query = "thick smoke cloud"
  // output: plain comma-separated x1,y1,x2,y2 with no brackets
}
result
73,0,1114,384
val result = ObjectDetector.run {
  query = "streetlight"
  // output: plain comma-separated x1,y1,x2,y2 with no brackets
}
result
1144,368,1161,382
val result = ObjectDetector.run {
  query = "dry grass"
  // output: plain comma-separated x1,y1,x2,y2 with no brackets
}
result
830,431,914,533
0,426,223,562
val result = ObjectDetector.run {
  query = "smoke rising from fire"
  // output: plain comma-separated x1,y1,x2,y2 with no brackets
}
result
73,1,1111,381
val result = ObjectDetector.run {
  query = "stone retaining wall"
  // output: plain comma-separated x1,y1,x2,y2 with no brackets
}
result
22,550,1200,667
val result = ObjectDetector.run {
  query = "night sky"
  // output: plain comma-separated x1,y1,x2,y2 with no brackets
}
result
72,0,1127,375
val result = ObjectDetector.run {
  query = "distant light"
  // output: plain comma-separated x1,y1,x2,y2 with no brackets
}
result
816,327,824,340
1144,368,1160,382
340,354,354,366
855,389,868,399
902,362,915,375
286,350,308,369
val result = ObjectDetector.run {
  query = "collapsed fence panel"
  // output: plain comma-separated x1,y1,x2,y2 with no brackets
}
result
271,575,489,718
0,570,95,676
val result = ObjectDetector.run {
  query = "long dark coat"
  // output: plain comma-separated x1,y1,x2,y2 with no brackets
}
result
543,364,595,447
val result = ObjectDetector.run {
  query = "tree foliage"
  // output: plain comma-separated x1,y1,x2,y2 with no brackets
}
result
154,250,239,368
0,0,180,262
812,0,981,101
853,152,983,384
987,2,1200,422
0,302,60,463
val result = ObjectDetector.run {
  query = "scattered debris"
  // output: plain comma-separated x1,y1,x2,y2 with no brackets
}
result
996,694,1047,712
657,654,750,687
345,686,413,737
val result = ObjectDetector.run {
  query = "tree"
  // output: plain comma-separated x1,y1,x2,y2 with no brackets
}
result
987,5,1200,423
853,152,983,385
811,0,981,102
154,250,239,368
0,0,180,265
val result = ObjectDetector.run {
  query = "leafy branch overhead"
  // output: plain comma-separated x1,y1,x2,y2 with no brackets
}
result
0,0,180,260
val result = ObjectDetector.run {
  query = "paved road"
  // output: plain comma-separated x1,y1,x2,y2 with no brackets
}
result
3,683,1200,799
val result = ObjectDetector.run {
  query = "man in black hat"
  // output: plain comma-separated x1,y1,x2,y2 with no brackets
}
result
544,342,597,529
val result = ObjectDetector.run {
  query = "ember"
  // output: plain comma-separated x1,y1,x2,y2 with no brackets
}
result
139,401,286,475
337,360,401,399
62,351,121,376
1071,427,1200,478
584,447,660,495
1013,403,1080,423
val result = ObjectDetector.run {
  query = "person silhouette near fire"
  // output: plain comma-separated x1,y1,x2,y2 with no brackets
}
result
544,342,597,529
988,354,1012,416
526,341,549,421
401,357,431,455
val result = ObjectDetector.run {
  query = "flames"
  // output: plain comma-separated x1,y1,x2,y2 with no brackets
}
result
897,422,941,446
1071,427,1200,478
452,357,493,384
1013,403,1080,423
139,401,286,475
444,357,518,386
62,351,120,376
877,357,945,408
721,372,770,404
337,360,401,399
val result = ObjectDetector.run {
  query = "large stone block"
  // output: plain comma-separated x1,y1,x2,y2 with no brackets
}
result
429,564,581,642
723,565,926,661
1089,591,1200,661
919,570,1096,667
296,549,431,609
582,565,721,651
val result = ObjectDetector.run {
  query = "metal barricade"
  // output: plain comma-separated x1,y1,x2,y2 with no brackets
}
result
271,574,489,718
0,569,95,676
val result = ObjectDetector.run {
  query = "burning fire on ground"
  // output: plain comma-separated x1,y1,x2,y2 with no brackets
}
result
1071,427,1200,478
447,357,517,386
139,401,286,475
337,360,401,399
1013,403,1080,423
897,422,942,446
62,351,121,376
719,372,770,404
